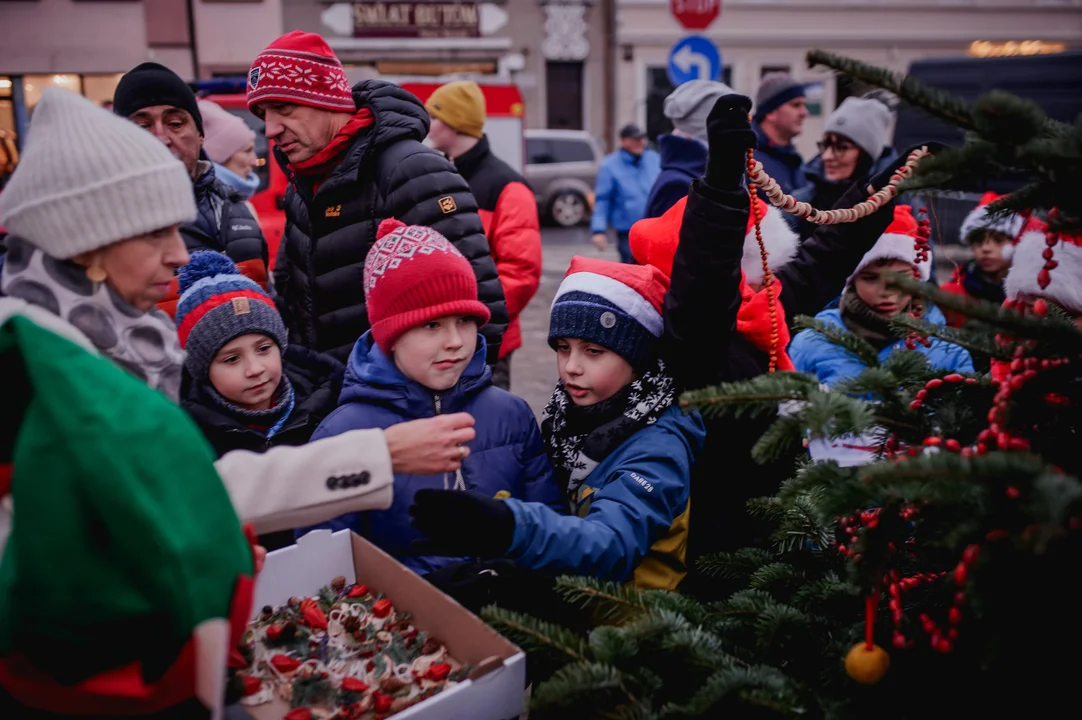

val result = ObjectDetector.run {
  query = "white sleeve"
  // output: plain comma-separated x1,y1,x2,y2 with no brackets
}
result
214,428,394,535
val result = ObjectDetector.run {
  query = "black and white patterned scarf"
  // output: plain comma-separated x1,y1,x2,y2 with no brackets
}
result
1,237,186,402
542,357,675,502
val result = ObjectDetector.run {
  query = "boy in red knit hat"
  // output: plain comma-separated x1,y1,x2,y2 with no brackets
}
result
410,255,706,590
301,219,565,576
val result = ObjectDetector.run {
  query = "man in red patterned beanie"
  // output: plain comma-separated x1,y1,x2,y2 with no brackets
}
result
246,31,508,365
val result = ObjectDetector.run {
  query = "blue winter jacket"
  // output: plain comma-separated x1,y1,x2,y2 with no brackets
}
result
644,134,707,219
302,332,566,575
753,123,807,196
503,405,705,590
789,304,974,387
590,148,662,234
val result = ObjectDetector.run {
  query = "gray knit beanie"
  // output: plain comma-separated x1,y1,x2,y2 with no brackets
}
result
824,96,893,159
663,80,736,143
0,88,196,260
754,73,806,122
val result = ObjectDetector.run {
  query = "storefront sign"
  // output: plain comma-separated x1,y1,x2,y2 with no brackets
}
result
968,40,1066,58
352,2,481,39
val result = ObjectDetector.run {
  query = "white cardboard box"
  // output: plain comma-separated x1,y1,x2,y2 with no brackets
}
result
248,529,527,720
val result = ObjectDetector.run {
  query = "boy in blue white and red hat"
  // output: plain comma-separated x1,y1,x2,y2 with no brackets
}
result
410,256,705,590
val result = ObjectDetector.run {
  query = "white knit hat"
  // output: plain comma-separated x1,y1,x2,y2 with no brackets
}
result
959,191,1026,248
0,88,196,260
1005,228,1082,315
847,205,931,286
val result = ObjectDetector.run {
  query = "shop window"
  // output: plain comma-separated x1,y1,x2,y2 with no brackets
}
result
83,74,124,108
22,74,82,110
546,61,584,130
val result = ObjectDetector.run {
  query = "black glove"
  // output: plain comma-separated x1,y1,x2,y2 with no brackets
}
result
704,93,756,189
866,141,949,192
409,489,515,559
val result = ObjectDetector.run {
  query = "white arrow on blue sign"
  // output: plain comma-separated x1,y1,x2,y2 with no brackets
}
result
667,35,722,86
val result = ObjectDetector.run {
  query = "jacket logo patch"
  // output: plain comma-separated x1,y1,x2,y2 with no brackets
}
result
438,196,457,214
629,472,654,493
325,205,342,218
230,223,253,233
232,297,251,315
248,67,260,89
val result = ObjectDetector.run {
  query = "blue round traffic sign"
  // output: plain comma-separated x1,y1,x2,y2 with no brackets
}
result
667,35,722,86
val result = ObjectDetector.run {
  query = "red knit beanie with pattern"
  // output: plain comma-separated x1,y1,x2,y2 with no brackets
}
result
247,30,355,114
364,219,491,354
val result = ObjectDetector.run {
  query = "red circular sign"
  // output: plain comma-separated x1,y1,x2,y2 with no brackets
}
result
670,0,720,31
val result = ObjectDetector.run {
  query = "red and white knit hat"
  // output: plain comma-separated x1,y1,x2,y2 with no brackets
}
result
363,219,491,354
1004,225,1082,314
548,256,669,367
847,204,930,285
628,194,798,285
959,191,1026,249
246,31,355,114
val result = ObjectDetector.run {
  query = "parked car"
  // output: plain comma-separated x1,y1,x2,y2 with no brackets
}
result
525,129,602,227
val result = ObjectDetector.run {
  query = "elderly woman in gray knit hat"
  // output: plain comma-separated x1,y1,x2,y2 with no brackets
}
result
0,88,478,541
788,95,897,240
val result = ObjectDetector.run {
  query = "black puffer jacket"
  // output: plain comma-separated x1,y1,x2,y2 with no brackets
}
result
273,81,508,363
183,161,269,287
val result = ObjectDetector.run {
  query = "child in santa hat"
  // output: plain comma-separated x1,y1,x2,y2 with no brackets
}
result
1003,222,1082,324
940,191,1026,328
789,204,974,386
410,256,705,590
303,219,565,577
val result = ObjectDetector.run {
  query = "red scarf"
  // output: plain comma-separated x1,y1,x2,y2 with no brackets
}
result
289,108,375,183
736,274,795,371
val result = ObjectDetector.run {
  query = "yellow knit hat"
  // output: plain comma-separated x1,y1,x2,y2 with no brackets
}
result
425,81,486,139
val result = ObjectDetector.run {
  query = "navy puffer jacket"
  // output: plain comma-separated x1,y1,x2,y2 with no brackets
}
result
301,331,566,575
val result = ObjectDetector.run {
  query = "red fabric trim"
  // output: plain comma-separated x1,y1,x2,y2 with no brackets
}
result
736,275,795,372
0,640,196,716
0,463,11,499
234,258,269,291
289,108,374,181
156,277,181,319
176,290,276,347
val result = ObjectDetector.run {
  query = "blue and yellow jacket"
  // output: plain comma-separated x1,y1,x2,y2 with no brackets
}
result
502,405,705,590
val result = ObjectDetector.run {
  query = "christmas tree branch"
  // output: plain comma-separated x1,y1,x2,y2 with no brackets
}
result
792,316,881,368
553,576,647,624
479,607,589,662
680,373,819,418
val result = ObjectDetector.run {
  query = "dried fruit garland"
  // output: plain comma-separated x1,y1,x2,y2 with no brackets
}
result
237,576,469,720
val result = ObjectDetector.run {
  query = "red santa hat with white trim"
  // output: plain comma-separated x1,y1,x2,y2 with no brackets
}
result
628,194,798,285
1004,225,1082,315
548,256,669,368
959,191,1027,257
846,204,930,285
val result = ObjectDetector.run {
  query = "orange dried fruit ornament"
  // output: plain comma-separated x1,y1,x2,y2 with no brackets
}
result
845,642,890,685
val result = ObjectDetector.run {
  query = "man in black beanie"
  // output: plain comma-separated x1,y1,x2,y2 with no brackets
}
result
113,62,269,310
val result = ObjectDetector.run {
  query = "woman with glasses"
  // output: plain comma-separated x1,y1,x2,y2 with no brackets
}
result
788,96,896,240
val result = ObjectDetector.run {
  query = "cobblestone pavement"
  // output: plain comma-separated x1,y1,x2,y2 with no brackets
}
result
510,227,969,418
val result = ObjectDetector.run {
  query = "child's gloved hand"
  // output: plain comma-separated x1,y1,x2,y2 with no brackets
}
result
409,489,515,559
705,93,756,189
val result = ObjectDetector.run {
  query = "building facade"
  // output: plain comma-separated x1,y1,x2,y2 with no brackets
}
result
615,0,1082,157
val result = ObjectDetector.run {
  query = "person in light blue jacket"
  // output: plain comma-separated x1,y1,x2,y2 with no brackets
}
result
790,205,974,385
411,257,705,590
590,124,661,264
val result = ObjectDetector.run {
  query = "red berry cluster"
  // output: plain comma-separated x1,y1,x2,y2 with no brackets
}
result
1036,218,1061,290
906,208,934,351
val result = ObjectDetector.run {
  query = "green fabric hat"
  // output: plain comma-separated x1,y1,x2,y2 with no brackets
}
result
0,314,253,714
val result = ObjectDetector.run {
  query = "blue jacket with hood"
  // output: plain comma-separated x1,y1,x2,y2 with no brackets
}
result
302,332,566,575
789,303,974,387
590,148,662,234
502,404,705,590
644,133,707,220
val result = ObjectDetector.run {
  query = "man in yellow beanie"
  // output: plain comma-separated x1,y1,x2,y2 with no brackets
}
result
426,81,541,391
